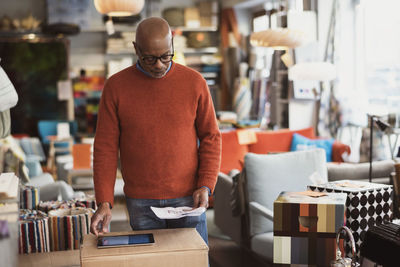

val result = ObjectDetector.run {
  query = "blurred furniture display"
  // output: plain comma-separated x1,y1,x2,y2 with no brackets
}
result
37,120,77,175
17,137,46,163
67,143,93,188
214,149,328,262
38,120,77,147
46,135,73,175
1,136,76,202
219,127,350,174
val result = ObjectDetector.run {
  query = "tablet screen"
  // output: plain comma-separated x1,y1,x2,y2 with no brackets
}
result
97,233,155,248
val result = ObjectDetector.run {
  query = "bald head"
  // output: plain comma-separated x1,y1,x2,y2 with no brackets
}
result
135,17,172,49
133,17,174,78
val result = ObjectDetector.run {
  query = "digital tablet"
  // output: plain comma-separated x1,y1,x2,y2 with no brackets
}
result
97,233,155,248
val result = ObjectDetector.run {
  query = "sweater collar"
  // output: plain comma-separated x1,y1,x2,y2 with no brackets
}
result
136,61,172,78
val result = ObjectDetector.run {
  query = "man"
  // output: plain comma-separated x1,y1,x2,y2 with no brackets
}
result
89,17,221,244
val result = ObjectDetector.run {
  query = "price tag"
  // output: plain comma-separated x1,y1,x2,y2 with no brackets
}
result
294,191,328,198
236,129,257,145
336,182,365,188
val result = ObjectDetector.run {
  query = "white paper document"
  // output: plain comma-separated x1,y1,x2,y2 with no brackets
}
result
150,206,206,219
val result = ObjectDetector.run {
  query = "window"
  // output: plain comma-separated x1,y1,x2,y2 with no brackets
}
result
354,0,400,119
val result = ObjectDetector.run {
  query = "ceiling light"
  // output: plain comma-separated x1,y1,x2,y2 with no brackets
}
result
250,28,309,50
94,0,145,17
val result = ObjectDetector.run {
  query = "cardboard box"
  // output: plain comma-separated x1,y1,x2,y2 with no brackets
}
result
274,234,338,266
184,7,200,28
200,15,218,27
273,191,347,266
274,191,347,234
19,250,80,267
198,1,218,15
308,180,393,258
80,228,208,267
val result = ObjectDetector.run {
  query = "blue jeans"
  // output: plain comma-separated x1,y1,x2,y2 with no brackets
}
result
125,196,208,245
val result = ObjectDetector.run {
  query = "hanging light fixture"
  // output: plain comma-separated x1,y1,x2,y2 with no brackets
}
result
94,0,145,17
250,28,309,50
288,62,337,81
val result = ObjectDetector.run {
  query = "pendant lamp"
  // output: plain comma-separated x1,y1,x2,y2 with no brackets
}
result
94,0,145,17
250,28,308,50
288,62,337,81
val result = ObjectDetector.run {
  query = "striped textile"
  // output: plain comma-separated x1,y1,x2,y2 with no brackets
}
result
19,210,50,253
233,78,252,121
48,207,93,251
20,186,40,210
38,196,97,213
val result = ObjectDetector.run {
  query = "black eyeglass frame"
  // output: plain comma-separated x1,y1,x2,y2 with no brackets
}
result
134,40,174,66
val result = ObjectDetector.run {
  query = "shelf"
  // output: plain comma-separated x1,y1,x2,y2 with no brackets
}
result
106,51,134,56
172,26,218,32
82,25,218,33
201,72,218,79
183,47,218,54
81,24,136,33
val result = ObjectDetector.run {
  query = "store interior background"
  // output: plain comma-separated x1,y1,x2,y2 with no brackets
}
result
1,0,399,162
1,0,400,266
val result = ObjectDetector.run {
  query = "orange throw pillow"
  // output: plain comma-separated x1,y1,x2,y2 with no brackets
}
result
248,127,315,154
220,131,249,174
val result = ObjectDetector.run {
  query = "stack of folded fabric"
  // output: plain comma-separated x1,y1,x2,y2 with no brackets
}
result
38,200,74,213
19,209,50,253
48,207,94,251
75,195,96,210
20,185,39,210
38,195,97,213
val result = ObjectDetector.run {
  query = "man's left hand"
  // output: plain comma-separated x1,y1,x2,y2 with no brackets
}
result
192,187,209,209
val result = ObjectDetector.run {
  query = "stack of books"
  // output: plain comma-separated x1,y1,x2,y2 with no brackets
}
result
0,172,19,223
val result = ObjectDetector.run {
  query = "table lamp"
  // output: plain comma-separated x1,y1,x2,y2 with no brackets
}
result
369,115,391,182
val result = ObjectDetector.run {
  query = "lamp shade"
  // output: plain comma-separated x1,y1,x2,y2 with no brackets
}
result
94,0,145,17
288,62,337,81
250,28,308,50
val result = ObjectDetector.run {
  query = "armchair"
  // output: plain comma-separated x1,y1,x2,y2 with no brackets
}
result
214,149,328,263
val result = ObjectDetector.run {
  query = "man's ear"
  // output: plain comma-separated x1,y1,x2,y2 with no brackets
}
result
132,41,138,55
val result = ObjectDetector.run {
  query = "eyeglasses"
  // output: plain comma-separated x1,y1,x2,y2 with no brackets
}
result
136,45,174,65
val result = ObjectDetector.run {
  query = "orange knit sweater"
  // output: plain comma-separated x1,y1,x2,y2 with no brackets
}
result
93,63,221,207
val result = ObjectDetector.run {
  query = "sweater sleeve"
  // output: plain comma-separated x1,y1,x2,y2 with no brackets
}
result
195,81,221,194
93,79,120,207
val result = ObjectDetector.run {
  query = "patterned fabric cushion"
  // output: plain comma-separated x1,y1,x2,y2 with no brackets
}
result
244,149,328,236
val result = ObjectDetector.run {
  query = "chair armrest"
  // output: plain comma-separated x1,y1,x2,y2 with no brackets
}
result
249,201,274,221
332,141,351,162
214,171,242,245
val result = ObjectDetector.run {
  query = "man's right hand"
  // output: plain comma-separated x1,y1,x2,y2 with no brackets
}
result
90,202,112,236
